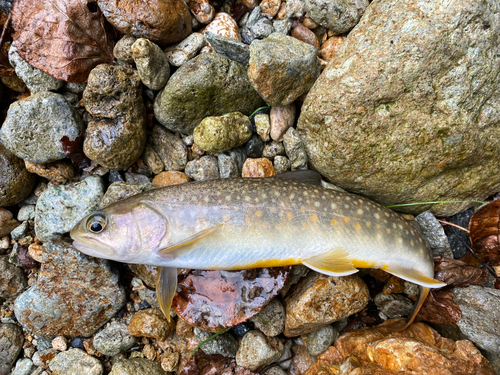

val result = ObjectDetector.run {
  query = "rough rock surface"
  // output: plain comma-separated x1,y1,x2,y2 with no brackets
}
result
109,358,166,375
0,144,35,207
154,53,264,134
298,0,500,216
305,0,368,34
236,330,284,371
97,0,192,44
148,125,188,172
0,208,20,236
100,182,155,208
0,91,84,164
14,239,126,338
0,323,24,375
128,308,175,341
131,38,170,90
0,256,27,300
194,328,239,358
93,321,137,356
49,348,103,375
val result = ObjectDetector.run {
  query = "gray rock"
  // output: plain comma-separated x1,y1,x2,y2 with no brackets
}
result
285,0,305,18
0,323,24,375
101,182,156,208
414,211,453,257
373,293,413,319
298,0,500,217
250,17,274,39
250,299,285,337
93,321,137,356
49,348,103,375
283,128,308,170
194,328,239,358
131,39,170,90
218,153,240,178
17,205,35,221
264,367,288,375
109,358,166,375
0,255,27,300
0,91,84,164
64,82,87,95
154,53,264,134
305,0,368,34
32,348,58,367
236,330,283,371
148,125,187,172
306,325,338,356
8,43,64,93
123,173,150,184
34,176,104,242
131,277,159,309
185,155,220,181
246,6,262,29
141,145,164,175
454,286,500,357
11,358,34,375
166,33,206,67
241,28,256,45
226,148,247,175
113,35,137,64
14,238,126,338
10,221,28,240
273,19,292,35
205,32,250,66
263,141,286,159
274,156,291,174
248,33,321,106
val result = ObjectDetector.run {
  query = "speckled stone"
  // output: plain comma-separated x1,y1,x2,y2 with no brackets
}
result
236,330,284,371
24,160,74,185
131,38,170,90
113,35,137,64
152,171,190,187
93,321,137,356
285,0,305,18
319,36,346,62
194,328,239,358
10,358,34,375
166,33,206,67
262,141,286,159
49,348,103,375
306,325,338,356
0,144,35,208
185,155,220,181
0,323,24,375
141,145,164,175
283,128,308,170
97,0,192,44
284,272,369,336
0,91,84,164
14,239,126,338
128,308,175,341
248,33,321,106
242,158,276,177
305,0,368,35
374,293,413,319
218,153,240,178
415,211,453,258
0,255,27,300
250,299,285,337
273,155,291,174
34,176,104,241
100,182,156,208
148,125,187,172
109,358,166,375
255,113,271,142
154,53,264,134
203,12,241,41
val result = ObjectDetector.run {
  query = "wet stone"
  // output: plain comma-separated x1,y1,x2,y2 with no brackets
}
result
241,28,256,44
32,348,58,367
203,12,241,41
131,277,159,309
9,221,28,240
291,23,319,48
205,32,250,66
0,208,20,237
109,358,166,375
152,171,190,187
306,325,338,356
34,176,104,242
14,239,126,338
131,38,170,90
93,321,137,356
305,0,368,35
0,91,84,164
166,33,206,67
0,323,24,375
128,308,175,341
100,181,156,208
249,299,285,337
415,211,453,258
250,17,275,39
194,327,239,358
185,155,220,181
24,160,75,185
113,35,137,64
283,127,308,170
218,153,240,178
236,330,284,371
273,18,292,35
264,367,288,375
374,293,413,319
148,125,188,172
242,158,276,177
49,348,103,375
274,155,291,174
244,134,265,158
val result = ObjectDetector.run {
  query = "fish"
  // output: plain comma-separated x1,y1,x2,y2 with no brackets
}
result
70,171,446,330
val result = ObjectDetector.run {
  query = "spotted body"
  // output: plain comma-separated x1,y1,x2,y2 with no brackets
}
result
71,172,445,329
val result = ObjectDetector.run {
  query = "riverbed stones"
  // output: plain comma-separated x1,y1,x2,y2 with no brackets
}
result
128,308,175,341
298,0,500,216
185,155,220,181
0,91,84,164
249,299,285,337
305,0,368,35
49,348,103,375
0,256,27,300
0,208,20,236
109,358,166,375
93,321,137,356
194,328,239,357
283,127,308,170
97,0,192,44
205,32,250,66
148,125,187,172
248,32,321,106
0,323,24,375
236,330,284,371
131,38,170,90
154,53,264,134
166,33,206,67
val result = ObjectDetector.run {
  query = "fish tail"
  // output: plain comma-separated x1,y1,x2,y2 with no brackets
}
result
386,285,429,332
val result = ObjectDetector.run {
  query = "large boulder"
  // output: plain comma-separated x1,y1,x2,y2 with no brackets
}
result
298,0,500,216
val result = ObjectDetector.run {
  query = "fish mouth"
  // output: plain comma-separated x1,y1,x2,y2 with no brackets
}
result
72,239,116,259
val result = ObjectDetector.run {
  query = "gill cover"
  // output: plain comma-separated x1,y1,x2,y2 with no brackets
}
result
130,201,169,253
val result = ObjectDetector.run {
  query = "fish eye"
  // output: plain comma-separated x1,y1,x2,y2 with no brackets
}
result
86,213,107,233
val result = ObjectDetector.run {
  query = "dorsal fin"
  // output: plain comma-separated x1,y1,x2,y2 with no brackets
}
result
273,170,322,186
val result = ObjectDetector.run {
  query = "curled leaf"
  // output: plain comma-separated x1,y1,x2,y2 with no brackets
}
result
11,0,114,83
469,200,500,266
416,289,461,325
434,256,488,288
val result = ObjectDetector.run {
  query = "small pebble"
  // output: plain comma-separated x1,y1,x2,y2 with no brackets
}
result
93,321,137,356
305,325,338,356
141,145,164,175
236,330,284,371
319,36,346,61
51,336,67,352
185,155,220,181
0,255,27,300
373,293,414,318
10,221,28,240
263,141,286,159
205,31,250,66
291,23,319,47
11,358,34,375
255,113,271,141
242,158,277,177
250,299,286,337
273,18,292,35
32,348,58,367
244,134,265,158
283,127,308,170
113,35,137,64
203,12,241,41
161,351,180,372
109,358,166,375
131,38,170,90
218,153,240,178
152,171,191,187
49,348,103,375
17,205,35,222
149,125,188,172
194,327,239,358
261,0,281,17
0,323,24,375
415,211,454,257
250,17,275,39
128,308,175,341
187,0,215,23
0,208,20,237
24,160,75,184
166,33,206,67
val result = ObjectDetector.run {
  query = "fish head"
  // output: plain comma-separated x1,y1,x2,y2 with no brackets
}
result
70,200,169,263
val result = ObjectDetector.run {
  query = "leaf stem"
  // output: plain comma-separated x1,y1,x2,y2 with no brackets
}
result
249,105,270,118
189,327,230,356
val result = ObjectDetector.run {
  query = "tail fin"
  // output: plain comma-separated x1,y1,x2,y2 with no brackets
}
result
386,286,429,332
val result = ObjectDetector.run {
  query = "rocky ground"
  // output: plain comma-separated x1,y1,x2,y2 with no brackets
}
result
1,0,500,374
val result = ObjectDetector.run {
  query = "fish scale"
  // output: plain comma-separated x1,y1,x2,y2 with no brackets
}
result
70,171,446,331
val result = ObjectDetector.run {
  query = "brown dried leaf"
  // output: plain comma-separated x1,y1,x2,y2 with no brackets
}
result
173,267,291,332
11,0,114,83
434,256,488,287
60,135,91,171
416,289,461,325
469,200,500,266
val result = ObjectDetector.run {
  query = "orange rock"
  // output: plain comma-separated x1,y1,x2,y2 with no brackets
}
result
292,23,320,48
382,275,405,295
303,15,319,30
128,308,175,341
242,158,276,177
152,171,191,187
319,36,346,62
277,2,287,19
202,12,241,41
240,0,259,8
261,0,281,17
186,0,215,24
24,160,75,184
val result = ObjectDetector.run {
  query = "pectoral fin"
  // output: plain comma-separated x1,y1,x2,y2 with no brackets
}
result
302,247,359,276
157,224,224,258
156,267,178,322
384,266,447,288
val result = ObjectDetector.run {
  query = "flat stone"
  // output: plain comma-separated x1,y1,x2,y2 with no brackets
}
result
0,323,24,375
205,31,250,66
49,348,103,375
152,171,190,187
194,327,239,358
14,239,126,338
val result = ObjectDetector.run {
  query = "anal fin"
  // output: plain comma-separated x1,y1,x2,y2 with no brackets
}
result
384,266,447,288
158,224,223,258
302,247,359,276
156,267,178,321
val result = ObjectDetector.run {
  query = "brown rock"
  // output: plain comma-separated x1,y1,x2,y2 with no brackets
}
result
0,143,35,207
240,0,259,8
303,15,319,30
319,36,346,62
24,160,74,184
128,264,159,289
0,208,20,237
270,104,296,142
292,23,320,48
203,12,241,41
277,2,287,19
128,308,175,341
152,171,191,188
97,0,192,44
148,125,188,172
261,0,282,17
284,272,369,337
291,343,318,374
242,158,276,177
0,255,27,300
186,0,215,24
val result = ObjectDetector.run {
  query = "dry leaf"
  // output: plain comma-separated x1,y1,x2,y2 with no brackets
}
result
60,135,91,171
434,256,488,287
469,200,500,266
11,0,114,83
416,289,461,325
